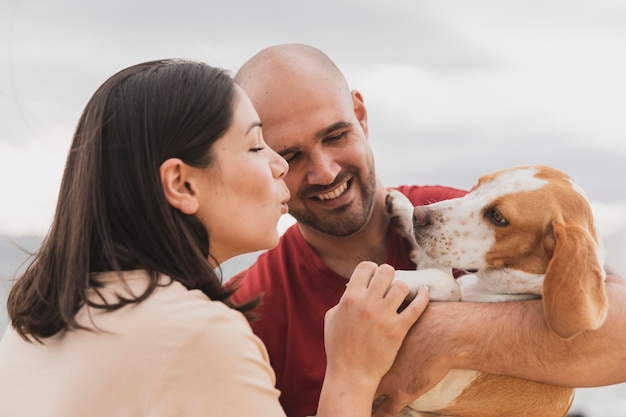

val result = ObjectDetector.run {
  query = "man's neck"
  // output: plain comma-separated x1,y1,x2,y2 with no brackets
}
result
299,187,391,279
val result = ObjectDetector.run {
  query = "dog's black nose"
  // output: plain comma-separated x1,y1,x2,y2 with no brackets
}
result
413,206,432,228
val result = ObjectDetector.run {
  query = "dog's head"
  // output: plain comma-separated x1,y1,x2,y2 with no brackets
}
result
413,165,607,338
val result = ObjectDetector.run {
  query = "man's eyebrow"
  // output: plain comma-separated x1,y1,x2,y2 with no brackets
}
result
314,121,352,140
247,121,263,135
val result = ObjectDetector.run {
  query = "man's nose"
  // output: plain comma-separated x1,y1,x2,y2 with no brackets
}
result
306,151,340,185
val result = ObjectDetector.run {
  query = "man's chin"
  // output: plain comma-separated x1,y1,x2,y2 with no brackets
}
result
295,213,367,237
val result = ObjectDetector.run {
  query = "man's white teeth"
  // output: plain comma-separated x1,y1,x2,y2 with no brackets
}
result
316,182,348,201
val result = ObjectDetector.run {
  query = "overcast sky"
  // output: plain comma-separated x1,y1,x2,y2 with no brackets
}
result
1,0,626,238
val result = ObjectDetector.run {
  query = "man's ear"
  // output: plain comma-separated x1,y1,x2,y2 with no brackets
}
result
351,90,368,138
160,158,199,215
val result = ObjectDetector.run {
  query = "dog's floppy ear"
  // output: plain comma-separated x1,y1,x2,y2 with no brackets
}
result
542,221,607,339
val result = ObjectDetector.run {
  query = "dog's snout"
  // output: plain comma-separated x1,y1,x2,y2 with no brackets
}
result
413,206,432,228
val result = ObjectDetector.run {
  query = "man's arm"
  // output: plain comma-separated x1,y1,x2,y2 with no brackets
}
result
373,271,626,417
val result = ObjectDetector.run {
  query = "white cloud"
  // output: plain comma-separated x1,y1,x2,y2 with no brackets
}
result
0,139,67,236
592,202,626,274
1,0,626,235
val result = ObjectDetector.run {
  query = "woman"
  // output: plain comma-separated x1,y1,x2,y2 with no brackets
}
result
0,59,429,416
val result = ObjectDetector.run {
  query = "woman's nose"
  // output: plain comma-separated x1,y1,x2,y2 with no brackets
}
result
272,151,289,179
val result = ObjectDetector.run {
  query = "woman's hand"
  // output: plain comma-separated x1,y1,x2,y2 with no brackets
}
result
316,261,430,417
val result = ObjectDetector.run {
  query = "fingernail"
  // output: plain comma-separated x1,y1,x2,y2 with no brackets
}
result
421,285,430,292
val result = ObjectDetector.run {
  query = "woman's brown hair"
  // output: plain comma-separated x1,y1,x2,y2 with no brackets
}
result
8,59,258,342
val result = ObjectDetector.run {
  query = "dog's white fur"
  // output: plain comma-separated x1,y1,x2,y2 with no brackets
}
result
386,165,608,417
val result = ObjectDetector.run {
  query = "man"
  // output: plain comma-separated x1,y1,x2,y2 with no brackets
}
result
231,43,626,417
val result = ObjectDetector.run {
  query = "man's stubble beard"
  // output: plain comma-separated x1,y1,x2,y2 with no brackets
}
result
289,165,377,237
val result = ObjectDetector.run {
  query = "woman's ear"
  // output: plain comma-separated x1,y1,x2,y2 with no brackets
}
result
160,158,199,215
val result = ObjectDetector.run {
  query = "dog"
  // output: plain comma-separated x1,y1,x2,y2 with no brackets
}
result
385,164,608,417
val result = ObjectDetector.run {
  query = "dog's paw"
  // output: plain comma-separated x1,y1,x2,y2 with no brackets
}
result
394,269,461,302
386,189,415,239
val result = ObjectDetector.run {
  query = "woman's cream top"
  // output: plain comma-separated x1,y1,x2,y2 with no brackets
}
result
0,270,285,416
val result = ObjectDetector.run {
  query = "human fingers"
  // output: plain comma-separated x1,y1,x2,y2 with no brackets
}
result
327,262,393,335
345,261,379,290
397,285,430,327
372,394,407,417
369,284,431,380
373,359,441,417
363,263,396,298
325,265,405,368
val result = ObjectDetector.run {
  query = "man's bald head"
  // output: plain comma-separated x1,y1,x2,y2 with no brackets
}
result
235,43,349,92
234,44,353,120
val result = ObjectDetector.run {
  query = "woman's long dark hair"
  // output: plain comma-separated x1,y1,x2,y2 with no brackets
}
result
8,59,258,342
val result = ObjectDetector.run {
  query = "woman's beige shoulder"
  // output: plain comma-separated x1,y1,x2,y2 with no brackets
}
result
151,278,250,330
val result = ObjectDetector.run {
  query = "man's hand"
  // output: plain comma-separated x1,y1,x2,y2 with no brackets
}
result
372,302,459,417
373,269,626,417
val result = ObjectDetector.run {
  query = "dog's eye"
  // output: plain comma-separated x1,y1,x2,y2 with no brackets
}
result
486,208,509,226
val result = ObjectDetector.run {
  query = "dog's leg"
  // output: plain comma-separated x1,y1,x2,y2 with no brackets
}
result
385,190,452,272
385,189,416,241
457,274,542,303
394,269,461,302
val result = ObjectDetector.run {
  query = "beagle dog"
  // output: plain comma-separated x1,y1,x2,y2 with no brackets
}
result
386,165,608,417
